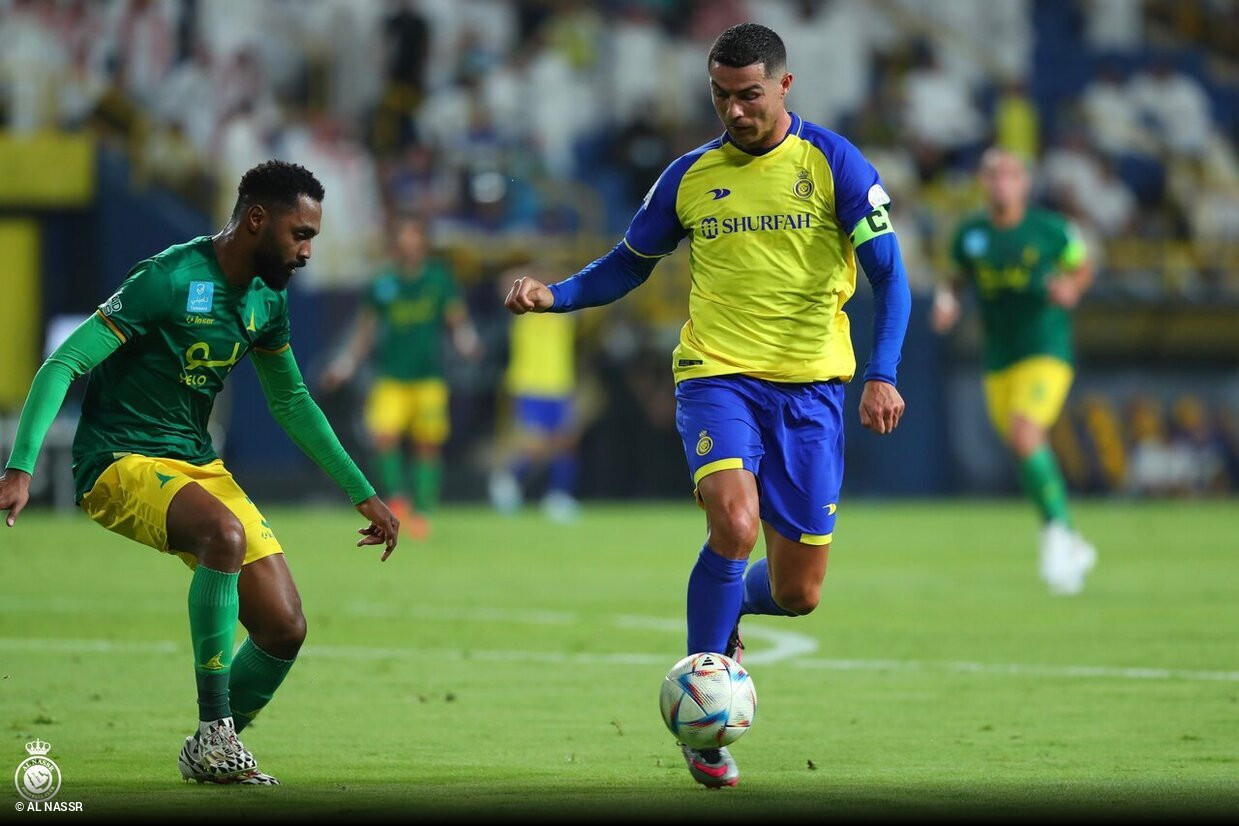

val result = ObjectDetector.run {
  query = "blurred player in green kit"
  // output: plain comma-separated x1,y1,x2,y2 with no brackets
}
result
933,148,1097,595
323,213,480,538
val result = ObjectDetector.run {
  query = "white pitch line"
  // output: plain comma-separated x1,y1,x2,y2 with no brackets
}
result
793,657,1239,682
0,637,1235,682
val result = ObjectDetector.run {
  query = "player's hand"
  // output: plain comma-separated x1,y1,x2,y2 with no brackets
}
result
930,289,960,334
454,325,483,360
355,495,398,561
1047,276,1083,309
504,276,554,314
320,357,353,393
0,469,32,527
859,381,905,435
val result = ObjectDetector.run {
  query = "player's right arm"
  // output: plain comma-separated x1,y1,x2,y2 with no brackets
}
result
931,226,969,335
321,306,377,391
0,314,124,526
2,263,168,526
504,155,690,316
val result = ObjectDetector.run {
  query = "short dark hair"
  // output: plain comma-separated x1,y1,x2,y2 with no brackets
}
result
708,23,786,77
232,160,325,219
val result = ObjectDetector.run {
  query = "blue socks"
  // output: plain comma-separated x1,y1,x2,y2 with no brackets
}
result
548,454,577,497
741,556,794,617
686,544,748,656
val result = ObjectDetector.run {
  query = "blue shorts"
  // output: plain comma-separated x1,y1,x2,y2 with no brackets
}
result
515,395,573,434
675,375,845,545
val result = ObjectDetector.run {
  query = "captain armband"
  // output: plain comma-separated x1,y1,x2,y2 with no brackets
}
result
849,206,895,248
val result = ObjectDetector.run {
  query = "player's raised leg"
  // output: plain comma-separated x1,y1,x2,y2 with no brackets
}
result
740,377,843,638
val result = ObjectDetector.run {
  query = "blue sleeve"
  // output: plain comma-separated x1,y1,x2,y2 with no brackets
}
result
855,233,911,386
548,242,658,312
802,124,889,239
624,148,708,256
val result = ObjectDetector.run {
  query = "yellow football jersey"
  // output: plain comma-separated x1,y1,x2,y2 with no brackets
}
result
505,311,575,397
625,113,892,384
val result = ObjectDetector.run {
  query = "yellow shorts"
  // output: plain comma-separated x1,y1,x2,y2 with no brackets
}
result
80,455,283,570
364,378,450,445
984,356,1074,439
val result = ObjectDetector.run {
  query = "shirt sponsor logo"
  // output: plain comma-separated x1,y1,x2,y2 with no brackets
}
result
187,281,214,314
101,294,123,316
699,212,813,240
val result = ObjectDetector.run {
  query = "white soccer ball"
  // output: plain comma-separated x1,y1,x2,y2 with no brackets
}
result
658,652,756,749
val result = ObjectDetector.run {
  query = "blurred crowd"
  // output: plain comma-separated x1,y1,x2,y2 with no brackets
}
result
2,0,1237,296
1053,391,1239,497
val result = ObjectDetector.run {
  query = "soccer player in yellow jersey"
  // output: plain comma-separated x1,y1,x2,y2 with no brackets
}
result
489,280,581,522
932,148,1096,595
505,23,911,787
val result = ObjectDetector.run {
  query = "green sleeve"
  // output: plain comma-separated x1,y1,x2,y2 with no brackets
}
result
252,345,376,505
6,314,123,474
97,263,173,341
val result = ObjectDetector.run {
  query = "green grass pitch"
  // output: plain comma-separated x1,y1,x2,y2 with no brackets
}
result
1,499,1236,821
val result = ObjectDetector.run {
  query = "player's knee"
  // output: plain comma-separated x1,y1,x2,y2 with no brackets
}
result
710,505,759,556
199,513,247,570
279,610,308,653
259,610,307,659
1008,417,1044,457
773,582,821,616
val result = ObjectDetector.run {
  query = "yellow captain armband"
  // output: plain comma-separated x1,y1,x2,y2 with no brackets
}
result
849,206,895,248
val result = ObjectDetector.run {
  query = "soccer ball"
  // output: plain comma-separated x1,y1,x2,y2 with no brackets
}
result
658,652,756,749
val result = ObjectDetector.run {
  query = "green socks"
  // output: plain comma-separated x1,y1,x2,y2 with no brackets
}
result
187,566,240,722
1018,446,1072,525
412,458,441,513
230,638,296,733
376,447,408,501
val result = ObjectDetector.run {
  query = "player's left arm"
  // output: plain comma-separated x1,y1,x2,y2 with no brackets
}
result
1047,223,1093,309
852,217,912,435
252,345,398,560
828,136,912,436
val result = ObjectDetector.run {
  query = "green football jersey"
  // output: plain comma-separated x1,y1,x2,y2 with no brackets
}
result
366,261,461,381
950,207,1087,372
72,236,290,499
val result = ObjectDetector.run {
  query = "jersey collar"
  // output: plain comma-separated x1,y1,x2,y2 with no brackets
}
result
721,111,802,157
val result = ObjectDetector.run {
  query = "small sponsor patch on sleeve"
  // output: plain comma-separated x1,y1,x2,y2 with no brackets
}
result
100,294,123,316
867,184,891,208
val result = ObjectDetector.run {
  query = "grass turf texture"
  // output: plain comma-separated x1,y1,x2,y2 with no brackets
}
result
1,500,1236,822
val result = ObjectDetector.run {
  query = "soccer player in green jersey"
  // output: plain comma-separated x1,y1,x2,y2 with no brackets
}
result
932,147,1097,595
0,161,400,785
322,213,480,538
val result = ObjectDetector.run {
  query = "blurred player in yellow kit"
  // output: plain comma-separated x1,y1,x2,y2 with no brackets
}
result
489,272,581,523
323,214,480,537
